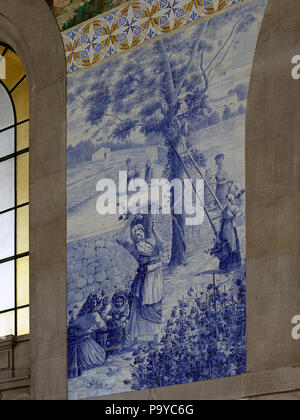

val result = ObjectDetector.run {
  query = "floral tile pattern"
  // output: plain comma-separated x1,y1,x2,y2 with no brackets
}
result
63,0,248,74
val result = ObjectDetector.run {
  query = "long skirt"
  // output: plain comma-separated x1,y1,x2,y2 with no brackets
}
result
128,297,163,341
218,221,241,271
216,183,228,205
128,268,164,341
68,334,106,378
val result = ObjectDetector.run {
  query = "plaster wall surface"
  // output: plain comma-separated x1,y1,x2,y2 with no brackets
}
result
0,0,67,400
246,0,300,372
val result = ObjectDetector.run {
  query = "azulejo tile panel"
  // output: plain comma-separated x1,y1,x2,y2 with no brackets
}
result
67,0,269,399
63,0,248,74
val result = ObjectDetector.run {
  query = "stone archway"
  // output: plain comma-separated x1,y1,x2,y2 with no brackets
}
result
0,0,67,400
246,0,300,373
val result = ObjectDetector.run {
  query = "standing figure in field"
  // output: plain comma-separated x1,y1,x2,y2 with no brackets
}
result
145,159,154,185
116,215,165,342
214,153,229,206
211,193,243,271
126,158,140,188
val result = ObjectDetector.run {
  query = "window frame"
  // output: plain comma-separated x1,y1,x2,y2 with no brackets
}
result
0,42,29,337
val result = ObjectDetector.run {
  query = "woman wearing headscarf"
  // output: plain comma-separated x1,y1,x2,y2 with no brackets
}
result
68,294,106,378
116,215,165,342
212,193,243,271
214,153,229,206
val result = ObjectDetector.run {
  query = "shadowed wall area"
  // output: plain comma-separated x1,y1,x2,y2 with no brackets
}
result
246,0,300,372
0,0,67,400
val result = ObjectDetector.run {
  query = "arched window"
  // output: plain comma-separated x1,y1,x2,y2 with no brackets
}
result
0,42,29,337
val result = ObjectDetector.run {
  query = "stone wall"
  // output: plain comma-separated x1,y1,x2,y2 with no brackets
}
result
67,215,209,314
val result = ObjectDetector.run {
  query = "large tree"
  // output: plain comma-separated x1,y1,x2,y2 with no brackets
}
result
68,0,265,266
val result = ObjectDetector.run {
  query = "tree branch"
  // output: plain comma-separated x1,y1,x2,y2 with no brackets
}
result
175,21,209,98
199,46,209,94
207,37,235,80
158,39,176,107
101,114,144,128
103,113,126,123
205,16,243,73
115,70,143,84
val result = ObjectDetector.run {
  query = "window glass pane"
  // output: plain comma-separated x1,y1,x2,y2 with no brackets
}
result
0,127,15,158
0,158,15,211
17,205,29,255
0,83,14,130
0,310,15,337
0,261,15,312
0,210,15,260
0,45,30,336
11,78,29,123
17,153,29,205
17,307,29,336
17,256,29,307
17,121,29,151
3,49,24,92
0,55,6,83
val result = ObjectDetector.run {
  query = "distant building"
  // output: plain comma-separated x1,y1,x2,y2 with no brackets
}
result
92,147,111,162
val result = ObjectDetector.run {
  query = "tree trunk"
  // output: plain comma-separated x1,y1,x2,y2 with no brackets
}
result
169,148,187,267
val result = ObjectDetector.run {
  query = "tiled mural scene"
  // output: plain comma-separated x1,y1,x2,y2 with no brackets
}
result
66,0,268,399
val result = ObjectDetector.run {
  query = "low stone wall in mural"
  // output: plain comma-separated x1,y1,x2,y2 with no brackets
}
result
68,220,218,312
67,0,268,400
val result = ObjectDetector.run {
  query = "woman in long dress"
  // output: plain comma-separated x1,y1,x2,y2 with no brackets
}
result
214,153,229,206
212,193,243,271
68,295,106,378
116,215,164,342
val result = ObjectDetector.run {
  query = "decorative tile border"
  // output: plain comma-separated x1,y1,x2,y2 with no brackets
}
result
63,0,248,75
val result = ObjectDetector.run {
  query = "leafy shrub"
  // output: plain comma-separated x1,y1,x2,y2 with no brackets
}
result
129,277,246,390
